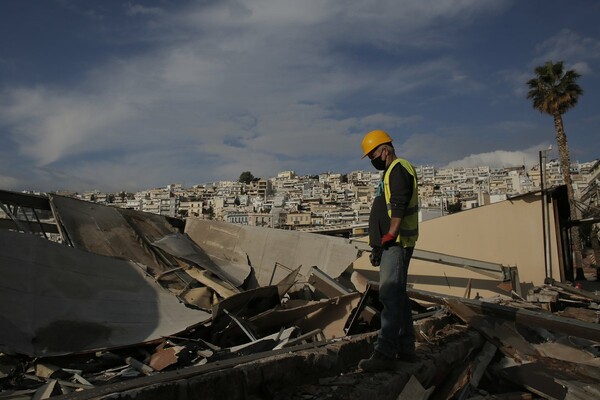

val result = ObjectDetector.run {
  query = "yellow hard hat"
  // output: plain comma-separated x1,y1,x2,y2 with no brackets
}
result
361,130,393,158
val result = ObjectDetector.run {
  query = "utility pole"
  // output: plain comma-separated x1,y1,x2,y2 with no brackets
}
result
540,146,553,279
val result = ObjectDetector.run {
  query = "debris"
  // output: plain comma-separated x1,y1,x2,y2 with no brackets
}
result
149,346,185,372
32,379,58,400
396,375,434,400
124,357,154,376
1,189,600,399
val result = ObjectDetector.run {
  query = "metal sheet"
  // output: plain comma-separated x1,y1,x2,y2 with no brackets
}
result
49,195,173,276
152,233,250,287
0,230,210,357
0,189,52,211
184,219,360,287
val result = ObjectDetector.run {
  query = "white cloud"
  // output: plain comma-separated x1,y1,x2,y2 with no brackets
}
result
444,143,553,169
571,62,592,75
125,3,164,16
4,0,576,192
533,29,600,70
6,1,491,170
0,175,18,190
1,87,135,166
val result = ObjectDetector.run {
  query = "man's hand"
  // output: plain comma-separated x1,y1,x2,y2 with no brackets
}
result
381,233,397,247
370,246,383,267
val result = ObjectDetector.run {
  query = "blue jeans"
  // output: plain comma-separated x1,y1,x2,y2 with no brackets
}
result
375,245,415,358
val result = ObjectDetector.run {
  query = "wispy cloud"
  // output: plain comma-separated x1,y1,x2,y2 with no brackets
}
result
444,143,554,169
125,2,164,16
0,0,597,192
532,29,600,70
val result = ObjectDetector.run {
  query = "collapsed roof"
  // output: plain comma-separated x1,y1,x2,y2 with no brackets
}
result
0,190,361,357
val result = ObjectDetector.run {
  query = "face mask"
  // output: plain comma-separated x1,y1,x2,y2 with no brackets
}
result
371,154,387,170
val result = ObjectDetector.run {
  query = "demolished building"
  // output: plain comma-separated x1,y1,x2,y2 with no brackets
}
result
1,188,599,399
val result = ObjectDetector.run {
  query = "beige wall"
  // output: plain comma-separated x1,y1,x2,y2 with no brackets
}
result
354,191,561,299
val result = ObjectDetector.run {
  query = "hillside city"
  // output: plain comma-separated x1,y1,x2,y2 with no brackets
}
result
40,158,598,236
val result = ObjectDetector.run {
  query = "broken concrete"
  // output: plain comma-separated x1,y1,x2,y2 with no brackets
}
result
2,189,600,400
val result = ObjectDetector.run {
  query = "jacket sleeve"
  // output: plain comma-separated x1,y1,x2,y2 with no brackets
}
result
388,162,414,219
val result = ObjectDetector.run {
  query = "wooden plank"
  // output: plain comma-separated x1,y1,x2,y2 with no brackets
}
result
184,267,239,298
397,375,434,400
526,288,559,303
32,380,58,400
463,278,472,299
497,358,600,400
408,288,600,343
548,279,600,302
445,300,539,362
554,379,600,399
469,341,497,388
436,341,497,400
558,307,599,324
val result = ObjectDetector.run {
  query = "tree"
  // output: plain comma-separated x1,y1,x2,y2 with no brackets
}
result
446,201,462,214
239,171,255,184
203,206,215,220
526,60,584,275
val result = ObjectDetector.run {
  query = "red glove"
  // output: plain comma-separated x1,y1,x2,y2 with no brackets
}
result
381,233,397,247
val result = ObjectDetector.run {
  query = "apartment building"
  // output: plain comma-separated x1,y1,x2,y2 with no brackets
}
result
246,179,272,199
248,212,272,227
226,212,248,225
415,165,435,183
75,158,598,232
179,200,203,217
285,211,312,227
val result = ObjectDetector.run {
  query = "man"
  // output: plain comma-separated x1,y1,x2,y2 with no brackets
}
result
358,129,419,372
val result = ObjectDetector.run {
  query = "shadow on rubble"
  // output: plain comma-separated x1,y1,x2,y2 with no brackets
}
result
2,190,600,400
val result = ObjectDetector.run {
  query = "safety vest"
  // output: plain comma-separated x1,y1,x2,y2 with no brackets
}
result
383,158,419,247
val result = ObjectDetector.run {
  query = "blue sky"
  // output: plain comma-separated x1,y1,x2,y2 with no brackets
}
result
1,0,599,192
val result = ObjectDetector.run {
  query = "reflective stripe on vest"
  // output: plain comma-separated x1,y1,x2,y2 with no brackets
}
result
383,158,419,247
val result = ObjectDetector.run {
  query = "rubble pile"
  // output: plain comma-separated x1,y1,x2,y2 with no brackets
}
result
1,190,600,399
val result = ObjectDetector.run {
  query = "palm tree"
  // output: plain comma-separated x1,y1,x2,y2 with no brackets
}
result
526,60,584,277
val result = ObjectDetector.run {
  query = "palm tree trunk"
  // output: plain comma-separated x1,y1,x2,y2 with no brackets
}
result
554,113,583,278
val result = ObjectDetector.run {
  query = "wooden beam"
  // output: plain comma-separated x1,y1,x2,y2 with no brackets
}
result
408,288,600,343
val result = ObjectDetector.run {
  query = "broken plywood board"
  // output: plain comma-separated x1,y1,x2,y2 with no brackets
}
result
249,300,333,331
498,357,600,400
184,219,359,287
210,286,281,346
446,299,539,362
397,375,434,400
410,288,600,343
152,233,250,287
296,292,361,339
183,267,239,299
436,341,497,399
0,230,210,357
180,287,214,310
533,342,600,368
275,266,302,298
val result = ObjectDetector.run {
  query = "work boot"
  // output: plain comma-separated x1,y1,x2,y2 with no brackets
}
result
396,343,417,362
358,350,397,372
